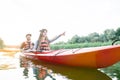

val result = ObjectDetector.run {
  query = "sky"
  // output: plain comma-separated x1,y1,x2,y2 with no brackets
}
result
0,0,120,45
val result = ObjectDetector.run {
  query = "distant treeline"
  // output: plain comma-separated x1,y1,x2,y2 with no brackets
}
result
0,38,4,49
1,27,120,49
56,27,120,44
51,27,120,49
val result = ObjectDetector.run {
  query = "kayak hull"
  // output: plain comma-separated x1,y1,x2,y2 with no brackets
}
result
22,45,120,68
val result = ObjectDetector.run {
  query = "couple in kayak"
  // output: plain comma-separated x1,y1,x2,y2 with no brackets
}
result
20,29,65,52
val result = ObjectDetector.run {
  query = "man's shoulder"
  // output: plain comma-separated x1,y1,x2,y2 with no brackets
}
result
22,41,26,44
21,41,27,45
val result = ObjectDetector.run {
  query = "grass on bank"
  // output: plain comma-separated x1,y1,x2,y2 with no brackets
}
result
51,41,113,50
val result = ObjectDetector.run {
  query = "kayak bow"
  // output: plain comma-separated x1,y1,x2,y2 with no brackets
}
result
22,45,120,68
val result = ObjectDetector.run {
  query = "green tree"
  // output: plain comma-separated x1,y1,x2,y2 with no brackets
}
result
102,62,120,80
78,36,89,43
67,28,117,44
88,32,100,42
115,27,120,39
103,29,116,41
68,35,80,44
0,38,4,49
99,34,107,42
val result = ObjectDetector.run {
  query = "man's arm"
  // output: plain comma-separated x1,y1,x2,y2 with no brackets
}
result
20,42,25,50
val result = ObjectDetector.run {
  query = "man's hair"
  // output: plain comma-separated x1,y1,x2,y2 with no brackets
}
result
26,34,31,37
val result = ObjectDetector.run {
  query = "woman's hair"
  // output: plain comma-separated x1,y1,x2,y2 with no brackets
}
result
39,29,49,42
40,29,47,33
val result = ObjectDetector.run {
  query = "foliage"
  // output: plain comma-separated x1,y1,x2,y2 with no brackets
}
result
115,27,120,39
54,27,120,45
51,41,112,50
103,29,116,41
66,28,117,44
101,62,120,80
51,27,120,80
52,27,120,50
0,38,4,49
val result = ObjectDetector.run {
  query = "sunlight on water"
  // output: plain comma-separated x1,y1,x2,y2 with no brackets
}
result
0,52,19,70
0,52,112,80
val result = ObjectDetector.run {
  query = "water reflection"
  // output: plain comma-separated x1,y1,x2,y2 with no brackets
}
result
20,57,57,80
33,66,56,80
0,52,112,80
20,56,112,80
20,57,29,79
0,52,19,70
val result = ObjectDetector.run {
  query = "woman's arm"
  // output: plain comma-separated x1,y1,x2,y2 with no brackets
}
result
33,40,39,50
49,32,65,43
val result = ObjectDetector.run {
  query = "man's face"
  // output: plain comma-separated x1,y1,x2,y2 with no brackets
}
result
26,35,31,41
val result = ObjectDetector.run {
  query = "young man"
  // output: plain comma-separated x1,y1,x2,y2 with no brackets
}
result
20,34,34,52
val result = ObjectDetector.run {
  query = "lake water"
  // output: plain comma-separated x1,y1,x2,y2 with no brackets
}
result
0,52,112,80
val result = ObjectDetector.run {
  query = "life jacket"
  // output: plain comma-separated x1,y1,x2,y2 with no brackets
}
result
23,41,34,50
38,68,47,79
39,40,50,51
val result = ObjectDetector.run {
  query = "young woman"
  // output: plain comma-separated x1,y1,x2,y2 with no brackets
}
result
34,29,65,51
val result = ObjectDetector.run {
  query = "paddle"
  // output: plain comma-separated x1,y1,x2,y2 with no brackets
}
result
54,49,71,56
112,39,120,45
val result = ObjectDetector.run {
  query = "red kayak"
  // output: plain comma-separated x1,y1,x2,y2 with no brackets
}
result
21,45,120,68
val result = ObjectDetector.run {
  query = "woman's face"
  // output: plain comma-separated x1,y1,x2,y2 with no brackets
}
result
42,30,47,37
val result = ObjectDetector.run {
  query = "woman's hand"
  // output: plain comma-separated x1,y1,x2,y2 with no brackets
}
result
61,32,65,36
